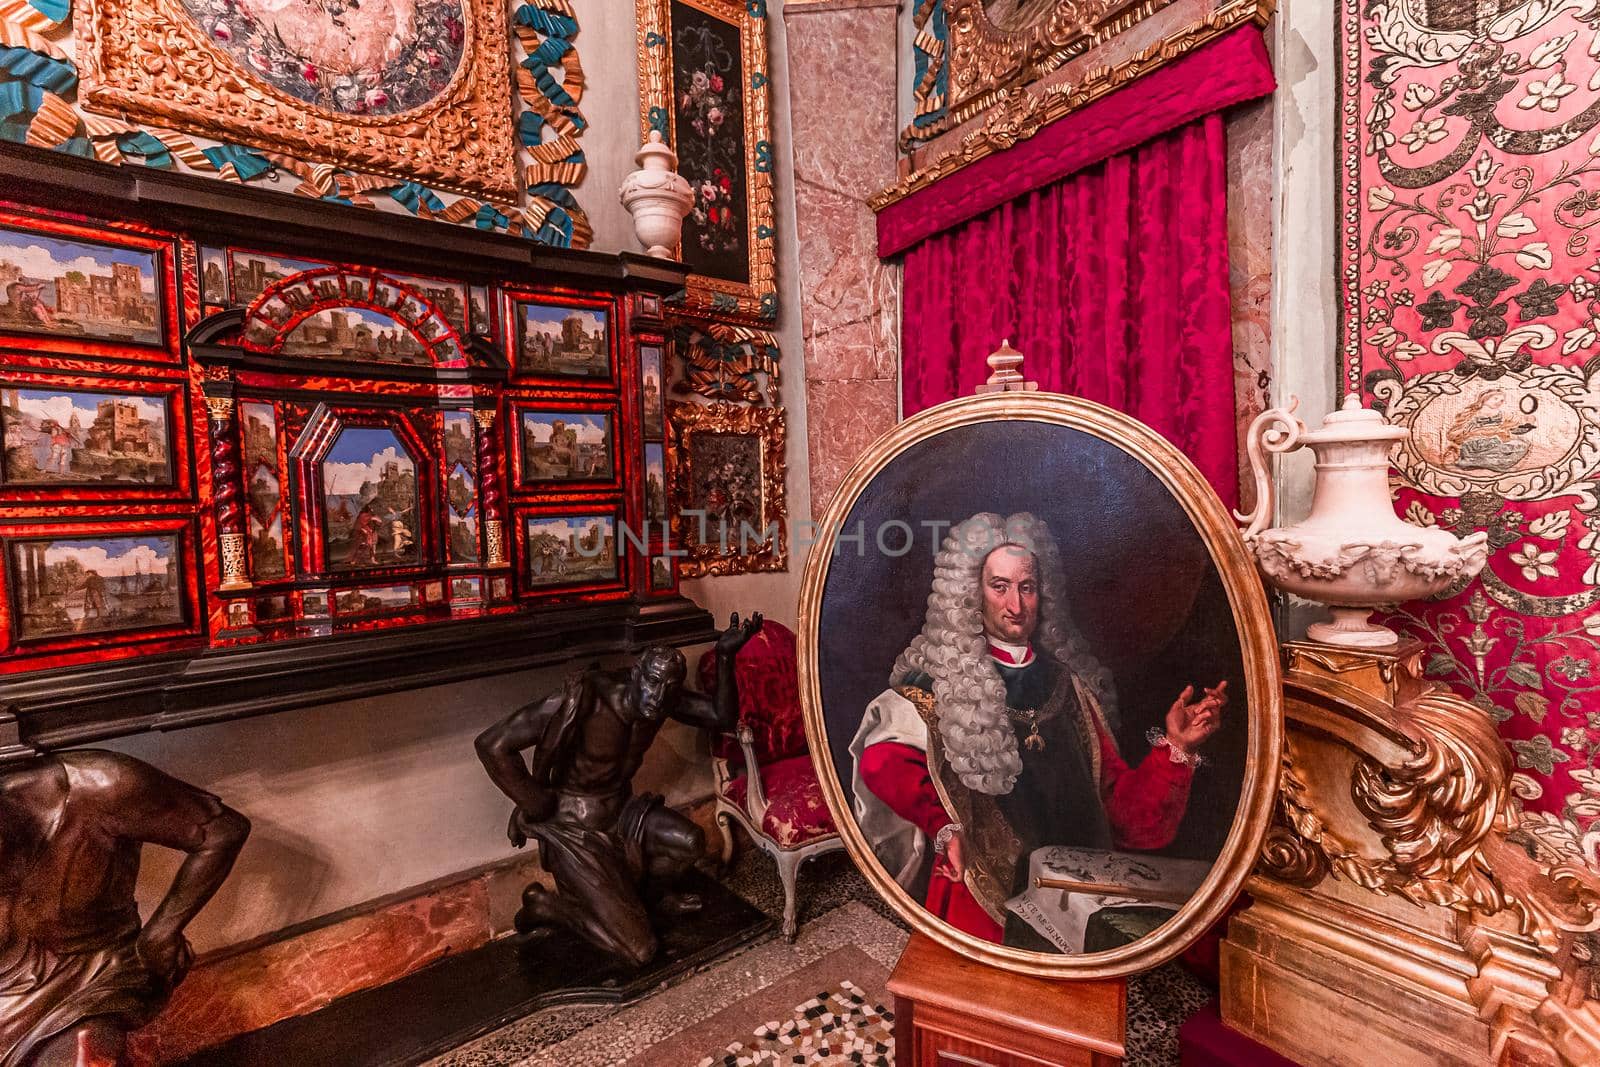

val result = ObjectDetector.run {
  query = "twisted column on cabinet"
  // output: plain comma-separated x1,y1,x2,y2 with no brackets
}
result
204,388,252,591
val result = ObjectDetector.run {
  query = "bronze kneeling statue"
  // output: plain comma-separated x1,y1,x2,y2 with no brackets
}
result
476,612,762,966
0,750,250,1067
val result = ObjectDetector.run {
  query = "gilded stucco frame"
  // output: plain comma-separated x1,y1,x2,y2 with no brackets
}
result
944,0,1155,122
75,0,522,200
636,0,776,321
882,0,1274,205
797,392,1282,978
665,400,787,577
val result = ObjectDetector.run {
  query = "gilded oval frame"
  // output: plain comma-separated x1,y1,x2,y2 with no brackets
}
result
797,390,1282,979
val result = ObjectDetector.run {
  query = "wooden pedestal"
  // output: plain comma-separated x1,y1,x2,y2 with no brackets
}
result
889,935,1126,1066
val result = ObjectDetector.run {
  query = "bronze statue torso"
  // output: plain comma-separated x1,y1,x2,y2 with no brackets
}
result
553,675,665,802
0,759,143,956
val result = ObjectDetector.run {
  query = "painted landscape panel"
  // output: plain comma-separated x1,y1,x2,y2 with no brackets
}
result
334,584,415,615
524,514,617,587
9,534,184,640
1,388,171,486
0,226,163,345
469,285,491,335
645,442,666,522
201,247,229,305
383,272,469,333
230,251,329,305
281,306,430,363
520,410,613,483
517,302,609,379
322,427,421,571
641,345,664,438
443,411,479,564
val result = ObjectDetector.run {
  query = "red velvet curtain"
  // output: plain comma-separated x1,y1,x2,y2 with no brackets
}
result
900,113,1239,508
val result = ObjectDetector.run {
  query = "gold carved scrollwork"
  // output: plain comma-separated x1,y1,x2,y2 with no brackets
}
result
75,0,522,199
1263,673,1511,914
1258,815,1329,889
945,0,1133,120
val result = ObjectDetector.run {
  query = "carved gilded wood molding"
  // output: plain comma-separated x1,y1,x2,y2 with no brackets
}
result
75,0,522,200
664,400,787,577
1257,639,1600,1064
944,0,1166,126
871,0,1272,210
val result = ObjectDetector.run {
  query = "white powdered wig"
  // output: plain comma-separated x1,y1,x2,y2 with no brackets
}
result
890,512,1117,795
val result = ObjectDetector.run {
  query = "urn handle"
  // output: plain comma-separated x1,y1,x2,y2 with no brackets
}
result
1237,397,1306,538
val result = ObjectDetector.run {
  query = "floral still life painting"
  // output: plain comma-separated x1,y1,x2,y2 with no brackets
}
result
672,0,749,285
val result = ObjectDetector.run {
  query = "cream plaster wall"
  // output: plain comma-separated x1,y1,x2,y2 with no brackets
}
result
1269,0,1340,636
108,0,814,956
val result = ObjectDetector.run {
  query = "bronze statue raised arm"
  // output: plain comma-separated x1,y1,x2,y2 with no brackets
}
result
475,612,763,966
0,750,251,1067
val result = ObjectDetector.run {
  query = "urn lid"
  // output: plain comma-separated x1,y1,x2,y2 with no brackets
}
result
1299,393,1407,444
634,130,678,171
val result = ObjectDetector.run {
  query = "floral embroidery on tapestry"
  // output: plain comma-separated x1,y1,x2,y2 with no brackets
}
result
1338,1,1600,882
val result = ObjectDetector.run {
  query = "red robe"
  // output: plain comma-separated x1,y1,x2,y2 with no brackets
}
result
857,649,1195,944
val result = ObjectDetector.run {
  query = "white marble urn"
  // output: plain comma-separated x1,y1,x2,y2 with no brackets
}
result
1237,394,1490,648
618,131,694,258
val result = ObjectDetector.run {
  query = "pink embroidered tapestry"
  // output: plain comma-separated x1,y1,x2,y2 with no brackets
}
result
1337,1,1600,884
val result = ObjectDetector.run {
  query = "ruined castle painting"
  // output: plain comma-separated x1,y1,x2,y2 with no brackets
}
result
517,302,609,379
520,410,613,484
2,388,171,486
0,227,162,345
281,307,430,363
524,514,617,587
9,534,183,640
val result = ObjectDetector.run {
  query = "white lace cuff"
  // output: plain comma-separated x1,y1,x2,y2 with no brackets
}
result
1147,727,1205,768
933,822,961,854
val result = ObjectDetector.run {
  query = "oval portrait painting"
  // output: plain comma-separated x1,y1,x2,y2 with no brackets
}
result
798,393,1281,977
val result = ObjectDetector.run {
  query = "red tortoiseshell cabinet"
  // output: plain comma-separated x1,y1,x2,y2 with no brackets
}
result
0,146,712,755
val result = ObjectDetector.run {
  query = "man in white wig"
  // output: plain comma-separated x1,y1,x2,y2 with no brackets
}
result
850,512,1226,945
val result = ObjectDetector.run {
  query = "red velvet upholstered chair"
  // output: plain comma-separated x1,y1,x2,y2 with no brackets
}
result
698,620,842,940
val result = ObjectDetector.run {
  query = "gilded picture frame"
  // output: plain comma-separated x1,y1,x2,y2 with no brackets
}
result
665,400,786,577
636,0,776,321
797,392,1281,978
75,0,522,200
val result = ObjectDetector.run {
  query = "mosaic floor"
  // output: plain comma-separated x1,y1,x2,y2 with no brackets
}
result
697,981,894,1067
425,849,1210,1066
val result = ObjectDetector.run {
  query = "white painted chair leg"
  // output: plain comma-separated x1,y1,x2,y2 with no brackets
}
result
775,848,804,942
715,808,737,868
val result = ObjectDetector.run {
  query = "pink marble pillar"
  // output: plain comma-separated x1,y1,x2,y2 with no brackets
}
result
1226,99,1274,514
783,0,902,515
